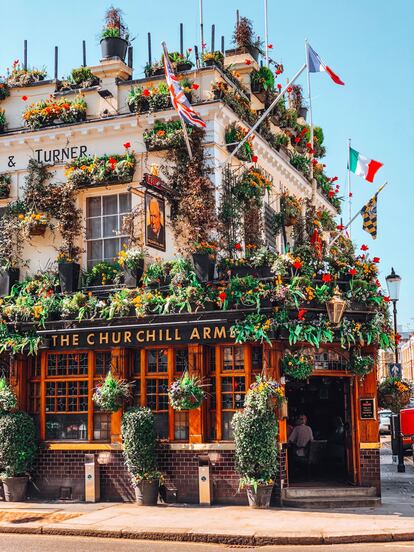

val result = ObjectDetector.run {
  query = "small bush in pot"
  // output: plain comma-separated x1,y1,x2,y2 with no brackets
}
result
232,394,278,508
0,411,37,501
100,6,130,61
191,241,218,282
57,248,81,293
122,407,162,505
117,245,146,286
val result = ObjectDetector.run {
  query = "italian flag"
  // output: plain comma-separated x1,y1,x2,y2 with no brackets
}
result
349,147,383,183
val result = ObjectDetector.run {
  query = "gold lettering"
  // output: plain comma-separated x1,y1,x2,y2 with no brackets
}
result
60,335,70,347
229,326,236,339
51,335,58,347
87,333,95,346
112,332,121,344
147,330,156,342
159,329,163,341
190,327,200,340
136,330,145,343
174,328,182,341
203,327,212,340
99,332,109,345
214,326,226,340
72,334,79,346
166,329,172,341
124,331,131,344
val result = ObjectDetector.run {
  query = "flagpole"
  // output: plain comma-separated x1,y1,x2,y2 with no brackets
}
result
347,138,352,237
223,63,307,165
264,0,269,67
304,40,316,204
199,0,204,52
328,182,388,248
161,41,193,160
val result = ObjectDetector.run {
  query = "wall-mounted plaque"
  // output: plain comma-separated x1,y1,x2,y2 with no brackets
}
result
360,398,376,420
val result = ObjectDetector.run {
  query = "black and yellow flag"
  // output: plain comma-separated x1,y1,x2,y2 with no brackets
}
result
360,193,378,239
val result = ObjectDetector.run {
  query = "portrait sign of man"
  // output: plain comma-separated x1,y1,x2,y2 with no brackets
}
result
145,192,166,251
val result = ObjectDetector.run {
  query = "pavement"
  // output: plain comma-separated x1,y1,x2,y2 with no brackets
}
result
0,438,413,547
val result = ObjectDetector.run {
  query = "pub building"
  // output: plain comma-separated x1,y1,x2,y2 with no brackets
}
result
0,22,384,507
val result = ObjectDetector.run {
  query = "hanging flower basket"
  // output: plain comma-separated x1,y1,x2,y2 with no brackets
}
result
281,350,314,380
349,351,374,377
93,371,131,413
0,377,17,414
245,375,285,413
378,377,412,413
168,372,205,410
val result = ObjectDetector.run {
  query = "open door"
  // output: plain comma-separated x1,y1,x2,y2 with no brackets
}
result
344,378,358,484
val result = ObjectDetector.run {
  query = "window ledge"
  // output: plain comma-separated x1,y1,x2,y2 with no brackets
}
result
165,442,235,451
42,442,122,451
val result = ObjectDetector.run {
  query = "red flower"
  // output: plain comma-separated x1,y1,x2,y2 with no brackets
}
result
188,48,192,52
251,155,258,163
375,279,381,287
192,83,199,90
218,291,227,303
294,137,301,144
245,59,251,65
360,244,368,251
287,86,292,93
22,95,28,101
277,83,282,89
348,268,357,276
336,224,345,231
311,158,318,165
349,192,353,198
298,309,307,321
108,157,117,169
123,142,131,149
293,260,302,270
396,333,402,345
301,127,308,136
384,296,391,303
331,176,338,183
306,142,312,148
267,44,273,49
373,257,380,263
275,69,282,75
322,274,332,283
234,243,242,250
328,191,335,197
308,148,315,155
143,89,150,97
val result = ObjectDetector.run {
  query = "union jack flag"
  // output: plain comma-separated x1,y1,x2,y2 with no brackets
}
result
162,43,206,129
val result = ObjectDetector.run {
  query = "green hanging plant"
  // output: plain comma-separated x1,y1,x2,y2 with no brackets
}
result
349,350,374,377
0,377,17,414
168,372,205,410
281,350,314,380
92,371,131,413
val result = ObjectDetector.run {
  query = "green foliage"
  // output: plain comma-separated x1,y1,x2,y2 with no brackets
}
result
378,377,412,413
144,121,192,151
251,67,275,91
122,407,160,483
281,350,314,380
245,375,285,413
349,350,374,377
93,371,130,412
232,313,273,345
0,378,17,414
168,372,205,410
101,6,129,41
84,261,121,286
0,411,37,478
290,153,310,177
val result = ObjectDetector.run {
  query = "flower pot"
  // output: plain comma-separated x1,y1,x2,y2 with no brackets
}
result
0,268,19,296
0,185,10,199
251,81,267,103
153,67,165,76
176,62,192,72
192,253,215,282
232,266,253,278
203,300,217,312
134,479,159,506
204,58,218,67
213,89,225,100
124,260,145,287
2,476,29,502
58,262,80,293
260,265,273,279
29,223,47,236
298,106,308,120
245,484,273,508
100,37,128,61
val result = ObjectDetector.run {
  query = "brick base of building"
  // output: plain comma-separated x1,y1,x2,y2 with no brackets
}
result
359,448,381,494
31,446,249,505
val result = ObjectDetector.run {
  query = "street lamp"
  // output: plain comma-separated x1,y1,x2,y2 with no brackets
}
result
385,267,405,472
326,287,346,327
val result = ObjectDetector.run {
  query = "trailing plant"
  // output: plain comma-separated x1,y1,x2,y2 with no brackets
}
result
235,168,272,206
273,192,302,233
0,173,11,198
245,375,285,413
147,82,171,112
101,289,135,319
0,108,6,131
224,122,254,162
290,152,310,177
281,350,314,380
0,411,37,478
22,95,87,129
93,371,130,412
168,372,205,410
349,350,374,377
0,377,17,414
122,407,162,484
232,313,273,345
65,147,136,187
143,120,192,151
378,377,412,413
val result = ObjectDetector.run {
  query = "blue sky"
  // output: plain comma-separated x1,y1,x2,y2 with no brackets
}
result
1,0,413,326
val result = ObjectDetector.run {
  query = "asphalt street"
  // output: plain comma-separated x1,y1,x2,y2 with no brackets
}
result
1,534,414,552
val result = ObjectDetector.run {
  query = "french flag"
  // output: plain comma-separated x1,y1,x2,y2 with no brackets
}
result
307,43,344,86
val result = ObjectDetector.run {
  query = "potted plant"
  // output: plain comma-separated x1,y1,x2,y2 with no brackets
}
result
57,248,81,293
232,381,278,508
148,82,171,112
191,241,217,282
378,377,412,412
0,411,37,501
202,51,224,67
0,108,6,133
168,372,205,410
93,371,130,412
281,350,314,380
143,120,191,151
6,60,47,86
117,245,146,287
0,173,11,199
122,407,162,506
83,261,121,287
18,211,49,237
224,123,254,162
0,79,10,101
251,67,274,102
168,50,194,72
126,86,150,113
100,6,130,61
65,149,136,188
0,377,17,414
22,96,87,130
211,81,229,100
231,16,262,61
274,192,302,230
349,350,374,377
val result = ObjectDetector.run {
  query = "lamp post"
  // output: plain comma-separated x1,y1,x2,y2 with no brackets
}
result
386,267,404,472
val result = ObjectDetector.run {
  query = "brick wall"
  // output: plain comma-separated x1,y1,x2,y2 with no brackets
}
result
359,448,381,494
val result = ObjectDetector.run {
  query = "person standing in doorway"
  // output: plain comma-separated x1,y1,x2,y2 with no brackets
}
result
289,414,314,458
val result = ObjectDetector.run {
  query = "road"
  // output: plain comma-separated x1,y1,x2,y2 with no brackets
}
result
1,534,414,552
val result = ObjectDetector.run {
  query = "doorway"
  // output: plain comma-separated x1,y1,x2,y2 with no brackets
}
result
286,376,355,486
